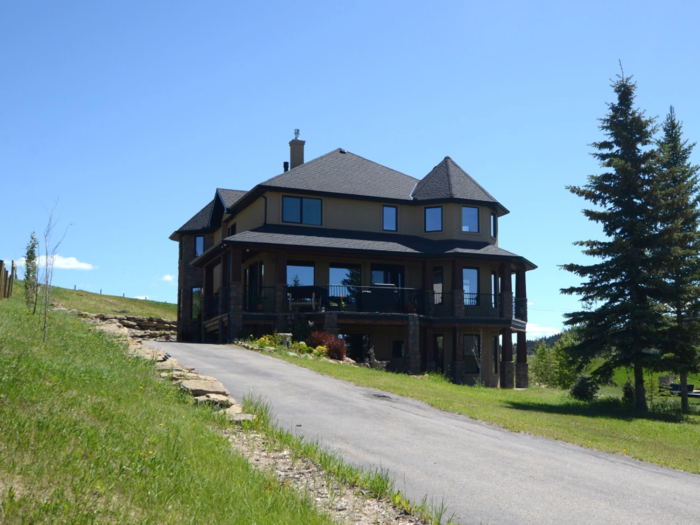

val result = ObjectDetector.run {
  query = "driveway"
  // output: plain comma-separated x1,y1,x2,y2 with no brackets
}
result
145,341,700,525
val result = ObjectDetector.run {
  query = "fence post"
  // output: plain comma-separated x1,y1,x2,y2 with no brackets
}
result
0,260,5,301
8,261,16,297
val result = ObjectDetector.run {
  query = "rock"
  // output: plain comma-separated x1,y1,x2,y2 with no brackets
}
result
97,323,129,337
140,321,157,328
95,313,105,319
179,380,229,397
229,413,255,424
194,394,234,407
120,320,138,328
223,404,242,415
155,323,168,330
155,359,180,371
103,314,116,320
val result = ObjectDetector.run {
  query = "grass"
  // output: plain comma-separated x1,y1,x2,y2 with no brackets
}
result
265,351,700,475
0,290,331,523
14,280,178,320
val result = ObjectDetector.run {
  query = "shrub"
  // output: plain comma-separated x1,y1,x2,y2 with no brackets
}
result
305,331,347,360
530,330,579,389
569,374,599,402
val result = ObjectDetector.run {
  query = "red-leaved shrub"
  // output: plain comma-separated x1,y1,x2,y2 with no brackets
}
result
306,331,347,360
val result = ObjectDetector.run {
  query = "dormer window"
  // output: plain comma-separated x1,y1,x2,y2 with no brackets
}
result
462,206,479,233
383,205,397,231
425,207,442,232
283,196,322,225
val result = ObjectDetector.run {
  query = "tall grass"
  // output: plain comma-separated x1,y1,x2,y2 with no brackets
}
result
0,290,330,524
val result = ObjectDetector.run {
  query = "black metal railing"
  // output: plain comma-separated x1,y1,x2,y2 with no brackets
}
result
244,286,276,313
203,294,219,320
424,290,454,317
513,297,528,321
463,293,501,318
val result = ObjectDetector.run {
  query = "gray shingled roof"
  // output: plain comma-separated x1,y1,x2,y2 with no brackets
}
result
412,157,500,205
217,188,247,210
221,225,535,269
259,149,419,201
176,199,215,232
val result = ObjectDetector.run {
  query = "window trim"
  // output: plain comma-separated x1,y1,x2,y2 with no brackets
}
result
424,206,443,233
282,195,323,226
382,205,398,232
461,206,480,234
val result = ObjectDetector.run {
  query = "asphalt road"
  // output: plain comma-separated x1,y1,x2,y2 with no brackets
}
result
145,341,700,525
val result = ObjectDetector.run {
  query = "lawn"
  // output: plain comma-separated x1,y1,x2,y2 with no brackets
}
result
0,290,330,523
13,280,177,320
272,353,700,475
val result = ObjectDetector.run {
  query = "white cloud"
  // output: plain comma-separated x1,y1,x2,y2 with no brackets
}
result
527,323,562,339
17,255,96,270
161,274,174,282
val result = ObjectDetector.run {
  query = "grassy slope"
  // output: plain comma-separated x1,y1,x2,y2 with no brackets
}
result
273,355,700,474
0,292,330,524
15,280,177,320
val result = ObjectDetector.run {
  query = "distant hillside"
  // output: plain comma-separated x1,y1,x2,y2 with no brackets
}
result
527,332,563,354
13,280,178,320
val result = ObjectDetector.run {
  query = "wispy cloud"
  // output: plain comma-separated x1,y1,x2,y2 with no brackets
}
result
17,255,96,270
160,274,174,282
527,323,561,338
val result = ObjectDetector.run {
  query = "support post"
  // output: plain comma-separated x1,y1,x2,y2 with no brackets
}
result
275,252,288,314
405,314,421,374
228,249,243,342
516,330,529,388
426,328,436,372
500,328,514,388
453,327,465,384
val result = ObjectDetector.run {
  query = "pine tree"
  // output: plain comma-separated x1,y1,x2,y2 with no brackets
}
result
24,232,39,312
654,106,700,412
562,71,661,411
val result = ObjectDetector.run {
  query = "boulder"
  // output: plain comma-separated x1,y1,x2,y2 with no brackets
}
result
194,394,234,407
155,359,181,371
229,413,255,424
120,320,138,328
223,404,242,415
179,380,229,397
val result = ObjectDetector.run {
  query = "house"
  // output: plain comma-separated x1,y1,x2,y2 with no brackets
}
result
170,135,536,388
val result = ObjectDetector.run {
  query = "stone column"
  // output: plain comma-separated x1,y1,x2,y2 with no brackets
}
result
324,312,338,336
405,314,421,374
426,328,436,372
500,328,514,388
516,330,529,388
453,327,465,384
228,249,243,341
515,268,527,322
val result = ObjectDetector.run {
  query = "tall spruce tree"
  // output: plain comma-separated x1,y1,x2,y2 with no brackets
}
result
562,72,662,411
655,106,700,412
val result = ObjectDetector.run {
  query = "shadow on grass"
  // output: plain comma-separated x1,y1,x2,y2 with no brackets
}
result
504,397,697,424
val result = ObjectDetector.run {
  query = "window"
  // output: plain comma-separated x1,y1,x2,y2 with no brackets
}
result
463,334,480,374
191,287,202,319
287,261,315,286
491,213,497,238
282,196,322,225
424,207,442,232
491,271,499,308
463,267,479,305
227,223,237,237
329,264,361,286
383,205,397,231
492,335,499,374
195,236,204,257
392,341,405,359
462,206,479,233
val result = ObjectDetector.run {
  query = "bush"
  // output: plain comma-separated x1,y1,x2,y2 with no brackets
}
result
622,380,635,405
569,374,599,402
305,331,347,360
530,331,579,389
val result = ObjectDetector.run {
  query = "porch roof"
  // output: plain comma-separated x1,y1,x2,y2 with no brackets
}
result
219,225,536,270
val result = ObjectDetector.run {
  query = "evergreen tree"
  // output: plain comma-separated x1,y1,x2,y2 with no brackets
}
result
562,72,662,411
24,231,39,312
654,106,700,412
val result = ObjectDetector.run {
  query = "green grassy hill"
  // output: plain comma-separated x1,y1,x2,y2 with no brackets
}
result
0,283,330,524
13,280,177,320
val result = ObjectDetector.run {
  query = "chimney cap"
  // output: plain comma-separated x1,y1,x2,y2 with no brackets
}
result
294,128,300,140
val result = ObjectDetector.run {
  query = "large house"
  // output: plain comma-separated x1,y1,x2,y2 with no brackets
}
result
170,136,536,388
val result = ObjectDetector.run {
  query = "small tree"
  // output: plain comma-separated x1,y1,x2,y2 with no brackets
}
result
24,232,39,312
40,201,70,342
531,331,579,389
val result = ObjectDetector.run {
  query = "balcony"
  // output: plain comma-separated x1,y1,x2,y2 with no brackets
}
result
237,284,527,322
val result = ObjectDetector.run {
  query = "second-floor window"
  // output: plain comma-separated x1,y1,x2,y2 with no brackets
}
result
195,236,204,258
283,196,322,225
491,213,497,238
383,205,397,231
227,223,237,237
462,206,479,233
425,207,442,232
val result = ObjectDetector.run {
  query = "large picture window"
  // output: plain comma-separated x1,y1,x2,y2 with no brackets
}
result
463,267,479,306
287,261,315,287
383,205,397,231
282,196,322,225
424,207,442,232
462,206,479,233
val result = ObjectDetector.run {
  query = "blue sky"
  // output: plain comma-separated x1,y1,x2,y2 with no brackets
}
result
2,1,699,338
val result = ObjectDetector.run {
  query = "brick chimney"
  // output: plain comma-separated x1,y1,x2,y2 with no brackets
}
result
289,129,305,169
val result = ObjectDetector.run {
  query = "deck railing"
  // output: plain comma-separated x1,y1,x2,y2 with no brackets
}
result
244,286,276,313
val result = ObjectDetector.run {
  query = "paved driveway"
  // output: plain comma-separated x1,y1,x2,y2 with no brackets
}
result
145,341,700,525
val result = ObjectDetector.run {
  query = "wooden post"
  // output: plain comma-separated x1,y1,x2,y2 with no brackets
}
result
0,260,5,301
